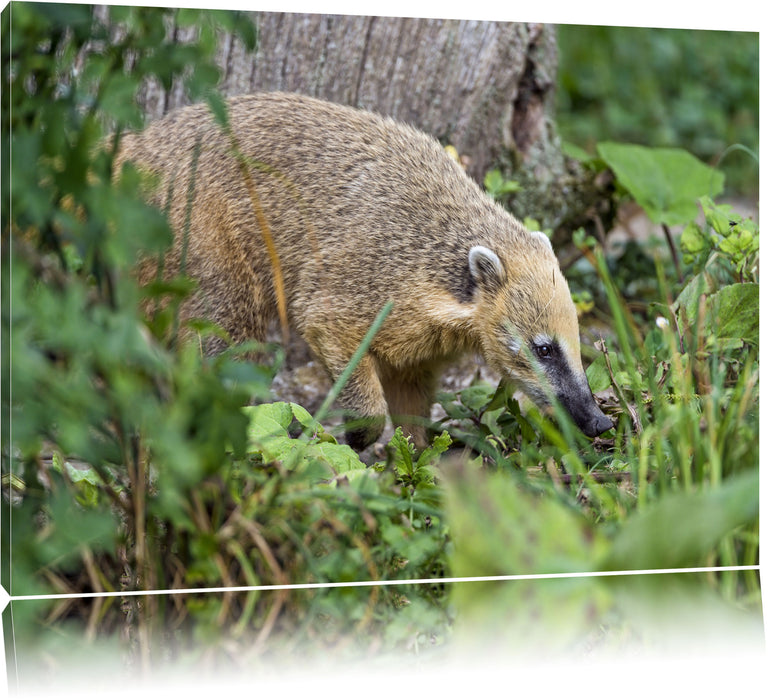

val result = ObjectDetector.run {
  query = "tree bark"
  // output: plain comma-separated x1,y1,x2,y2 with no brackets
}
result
139,13,557,184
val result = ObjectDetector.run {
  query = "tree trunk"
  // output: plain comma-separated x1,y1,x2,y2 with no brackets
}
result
139,13,557,183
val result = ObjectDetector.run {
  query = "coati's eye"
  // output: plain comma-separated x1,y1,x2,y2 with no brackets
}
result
534,344,553,359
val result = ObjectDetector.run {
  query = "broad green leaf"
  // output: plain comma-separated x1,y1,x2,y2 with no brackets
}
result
586,353,615,393
306,442,364,473
288,402,322,432
443,461,606,577
673,271,716,326
601,470,758,571
597,142,724,226
244,402,364,474
707,282,759,347
244,402,295,459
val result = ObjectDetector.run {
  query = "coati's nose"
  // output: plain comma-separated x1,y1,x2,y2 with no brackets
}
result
584,412,613,437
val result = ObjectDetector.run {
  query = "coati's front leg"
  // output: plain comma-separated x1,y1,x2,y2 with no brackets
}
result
323,351,389,451
303,322,434,450
301,321,387,449
338,354,390,450
378,361,438,449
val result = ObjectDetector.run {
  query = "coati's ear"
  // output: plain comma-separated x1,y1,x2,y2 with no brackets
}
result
468,245,506,293
530,230,553,251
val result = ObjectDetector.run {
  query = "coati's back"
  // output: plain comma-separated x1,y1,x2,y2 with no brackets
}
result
119,92,530,341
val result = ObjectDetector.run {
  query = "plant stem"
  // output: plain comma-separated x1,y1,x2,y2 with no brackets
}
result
661,223,684,284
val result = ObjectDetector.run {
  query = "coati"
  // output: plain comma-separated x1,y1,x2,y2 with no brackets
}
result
118,92,613,450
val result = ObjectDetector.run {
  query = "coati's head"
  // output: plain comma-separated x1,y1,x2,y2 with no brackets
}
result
468,232,613,438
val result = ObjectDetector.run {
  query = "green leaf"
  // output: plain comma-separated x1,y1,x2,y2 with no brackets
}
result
175,7,204,26
597,142,724,226
186,64,222,101
416,431,452,470
243,402,364,475
700,195,736,236
207,91,230,130
244,402,296,457
388,427,417,478
483,169,521,199
680,222,707,256
444,461,606,577
305,442,365,474
601,470,758,571
458,384,496,413
561,141,595,163
673,271,716,326
100,73,143,127
706,282,759,347
38,486,120,572
585,354,614,393
143,276,199,300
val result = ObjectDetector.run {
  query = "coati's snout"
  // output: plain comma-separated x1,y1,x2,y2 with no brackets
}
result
469,244,612,438
533,341,614,437
563,393,614,436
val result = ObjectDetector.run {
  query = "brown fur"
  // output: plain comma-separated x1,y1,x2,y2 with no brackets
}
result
119,92,610,449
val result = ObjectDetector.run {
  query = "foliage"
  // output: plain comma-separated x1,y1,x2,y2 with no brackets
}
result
681,196,759,284
483,168,522,200
441,134,759,626
2,3,760,683
596,142,724,226
556,24,759,195
3,3,450,675
484,169,544,238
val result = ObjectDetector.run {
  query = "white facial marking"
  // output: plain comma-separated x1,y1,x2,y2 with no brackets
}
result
533,333,553,347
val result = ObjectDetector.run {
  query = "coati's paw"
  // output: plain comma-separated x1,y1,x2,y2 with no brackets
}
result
344,414,386,452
